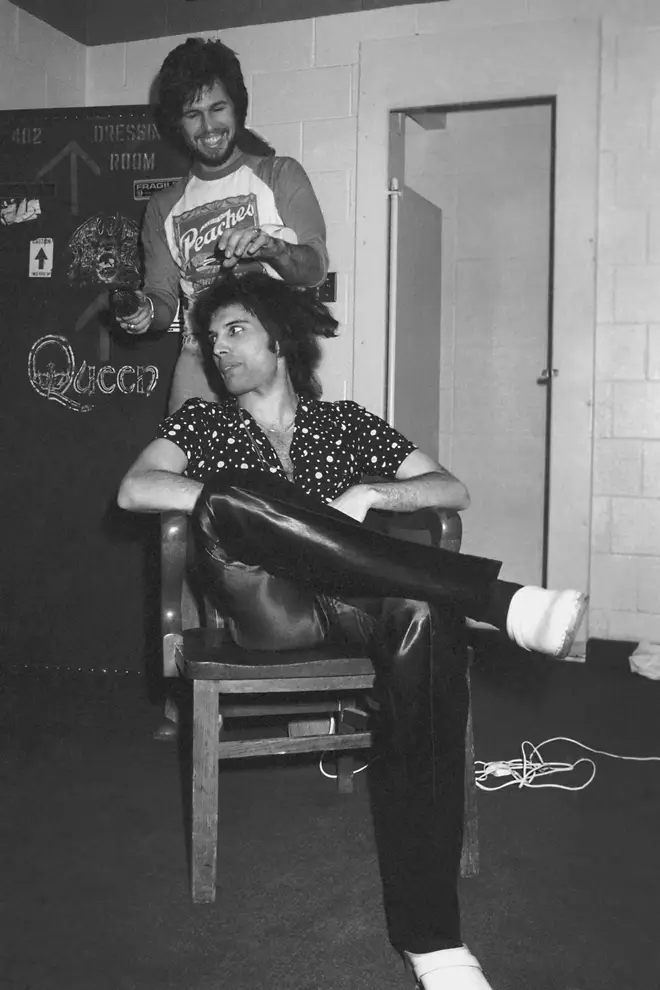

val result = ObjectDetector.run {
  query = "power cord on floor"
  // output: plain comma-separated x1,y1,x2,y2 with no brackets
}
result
318,725,660,790
319,754,373,780
475,736,660,791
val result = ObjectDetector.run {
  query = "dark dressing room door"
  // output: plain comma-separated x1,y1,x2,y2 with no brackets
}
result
0,107,188,673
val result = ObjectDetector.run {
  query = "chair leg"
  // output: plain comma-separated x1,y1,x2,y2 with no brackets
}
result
460,668,479,878
191,680,221,904
336,697,359,794
336,753,356,794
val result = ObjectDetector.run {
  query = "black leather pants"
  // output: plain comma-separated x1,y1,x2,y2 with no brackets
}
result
328,594,470,952
193,474,507,953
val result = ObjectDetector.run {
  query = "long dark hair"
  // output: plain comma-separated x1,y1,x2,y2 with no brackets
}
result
154,37,249,148
193,273,339,401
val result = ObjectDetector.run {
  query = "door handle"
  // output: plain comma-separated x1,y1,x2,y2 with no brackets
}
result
537,368,558,385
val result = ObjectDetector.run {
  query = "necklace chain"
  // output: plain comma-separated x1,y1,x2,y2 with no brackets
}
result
239,402,297,434
238,406,296,481
257,418,295,434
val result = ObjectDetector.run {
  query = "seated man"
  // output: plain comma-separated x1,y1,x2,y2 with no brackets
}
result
118,273,587,990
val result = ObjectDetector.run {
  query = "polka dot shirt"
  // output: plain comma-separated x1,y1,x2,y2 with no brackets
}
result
155,397,417,502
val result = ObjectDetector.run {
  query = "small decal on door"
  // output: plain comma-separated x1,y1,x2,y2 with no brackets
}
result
29,237,53,277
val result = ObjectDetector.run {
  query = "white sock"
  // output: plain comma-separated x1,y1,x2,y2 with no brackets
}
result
505,586,587,658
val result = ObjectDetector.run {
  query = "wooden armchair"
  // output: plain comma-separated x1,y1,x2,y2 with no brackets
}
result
161,506,479,904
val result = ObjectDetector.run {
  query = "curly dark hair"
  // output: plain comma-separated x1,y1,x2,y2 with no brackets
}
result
154,37,249,147
193,273,339,401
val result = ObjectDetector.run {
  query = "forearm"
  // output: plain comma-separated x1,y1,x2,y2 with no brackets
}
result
266,241,325,287
367,471,470,513
147,292,177,332
142,194,181,330
117,469,203,514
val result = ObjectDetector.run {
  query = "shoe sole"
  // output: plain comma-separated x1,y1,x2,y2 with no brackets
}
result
555,593,589,659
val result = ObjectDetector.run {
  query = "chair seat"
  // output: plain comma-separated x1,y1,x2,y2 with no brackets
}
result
177,628,376,681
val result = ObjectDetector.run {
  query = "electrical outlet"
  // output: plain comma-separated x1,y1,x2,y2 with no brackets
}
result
318,272,337,303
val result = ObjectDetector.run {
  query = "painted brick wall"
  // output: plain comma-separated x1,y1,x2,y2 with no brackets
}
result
590,8,660,642
3,0,660,643
0,0,85,110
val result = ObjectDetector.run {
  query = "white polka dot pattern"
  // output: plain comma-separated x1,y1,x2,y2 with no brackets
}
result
155,398,417,502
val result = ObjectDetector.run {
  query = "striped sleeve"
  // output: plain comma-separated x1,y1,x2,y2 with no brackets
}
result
141,181,186,317
261,157,329,284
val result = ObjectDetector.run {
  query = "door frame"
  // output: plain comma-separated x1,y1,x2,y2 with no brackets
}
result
390,95,556,585
387,179,443,460
353,18,600,599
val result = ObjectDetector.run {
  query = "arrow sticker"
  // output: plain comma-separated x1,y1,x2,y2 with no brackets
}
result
35,141,101,216
29,237,54,278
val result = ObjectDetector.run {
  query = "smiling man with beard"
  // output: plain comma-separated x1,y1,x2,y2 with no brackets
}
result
116,37,328,413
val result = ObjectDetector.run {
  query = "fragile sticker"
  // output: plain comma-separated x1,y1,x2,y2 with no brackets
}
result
133,177,180,201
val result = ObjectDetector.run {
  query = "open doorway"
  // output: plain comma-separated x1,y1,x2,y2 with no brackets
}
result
387,99,555,586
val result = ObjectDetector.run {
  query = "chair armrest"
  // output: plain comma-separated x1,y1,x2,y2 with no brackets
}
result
368,506,463,552
423,506,463,552
161,511,188,635
161,511,188,676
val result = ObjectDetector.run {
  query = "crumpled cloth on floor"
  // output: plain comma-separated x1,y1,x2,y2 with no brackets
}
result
629,640,660,680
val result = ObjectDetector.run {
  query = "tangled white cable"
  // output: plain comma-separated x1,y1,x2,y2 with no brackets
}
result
475,736,660,792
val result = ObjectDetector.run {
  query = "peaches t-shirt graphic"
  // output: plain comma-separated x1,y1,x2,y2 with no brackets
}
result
142,153,328,335
175,194,258,289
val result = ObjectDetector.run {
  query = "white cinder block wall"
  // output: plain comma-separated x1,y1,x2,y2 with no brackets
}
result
0,0,85,109
590,7,660,642
2,0,660,644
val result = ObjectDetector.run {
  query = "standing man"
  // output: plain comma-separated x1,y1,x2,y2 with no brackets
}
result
117,37,328,412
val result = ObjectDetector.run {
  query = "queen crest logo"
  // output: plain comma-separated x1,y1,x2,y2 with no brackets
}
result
68,213,140,288
174,194,259,286
28,334,158,412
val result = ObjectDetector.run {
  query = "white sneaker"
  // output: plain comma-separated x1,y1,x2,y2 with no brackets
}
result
506,586,588,658
405,945,493,989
